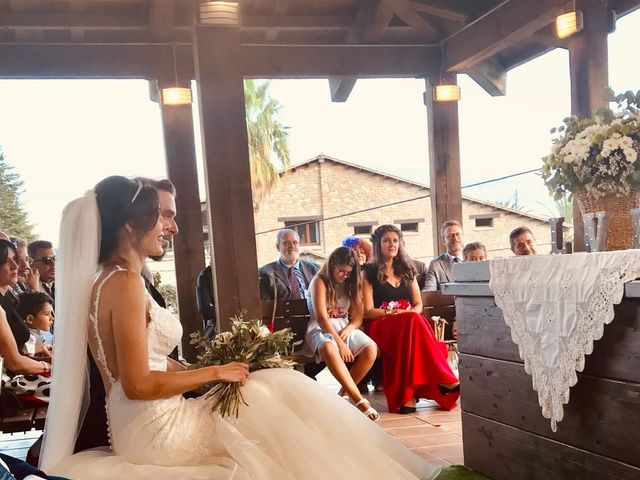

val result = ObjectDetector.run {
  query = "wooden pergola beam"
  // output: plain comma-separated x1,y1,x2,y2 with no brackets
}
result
425,74,463,255
240,44,439,77
149,0,177,41
156,80,205,362
465,57,507,96
442,0,563,72
193,26,260,332
380,0,439,39
569,0,610,252
0,43,193,79
328,0,391,103
412,2,469,23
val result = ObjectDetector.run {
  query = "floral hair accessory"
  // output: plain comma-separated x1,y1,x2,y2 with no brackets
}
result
342,236,361,248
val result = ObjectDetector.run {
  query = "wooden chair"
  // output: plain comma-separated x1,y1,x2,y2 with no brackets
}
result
260,299,310,353
0,404,47,434
421,291,456,341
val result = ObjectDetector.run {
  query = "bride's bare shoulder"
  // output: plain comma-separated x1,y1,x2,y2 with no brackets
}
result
93,268,145,301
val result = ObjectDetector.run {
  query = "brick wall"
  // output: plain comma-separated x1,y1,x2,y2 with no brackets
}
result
254,157,560,266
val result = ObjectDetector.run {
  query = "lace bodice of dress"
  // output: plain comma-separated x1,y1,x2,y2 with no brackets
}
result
88,266,183,386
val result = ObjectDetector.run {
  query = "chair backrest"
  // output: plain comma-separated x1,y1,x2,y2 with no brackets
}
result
260,299,310,352
421,291,456,340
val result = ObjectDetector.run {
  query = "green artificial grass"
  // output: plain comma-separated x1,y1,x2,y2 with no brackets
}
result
434,465,491,480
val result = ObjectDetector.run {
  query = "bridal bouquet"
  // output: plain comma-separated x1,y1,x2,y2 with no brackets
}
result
542,89,640,199
380,299,411,313
190,315,297,418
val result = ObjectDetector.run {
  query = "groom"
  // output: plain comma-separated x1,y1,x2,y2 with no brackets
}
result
74,177,180,452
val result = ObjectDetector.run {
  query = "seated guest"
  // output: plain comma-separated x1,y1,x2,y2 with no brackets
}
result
14,239,40,294
259,229,319,300
462,242,487,262
424,220,464,292
28,240,56,307
0,240,31,352
510,226,537,256
0,304,49,375
305,247,378,421
363,225,459,414
16,292,53,359
342,236,372,265
196,265,217,338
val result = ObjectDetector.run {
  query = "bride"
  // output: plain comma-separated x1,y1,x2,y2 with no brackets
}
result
39,176,440,480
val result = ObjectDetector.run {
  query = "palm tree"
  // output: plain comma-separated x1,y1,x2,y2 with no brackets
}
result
244,80,290,211
554,193,573,225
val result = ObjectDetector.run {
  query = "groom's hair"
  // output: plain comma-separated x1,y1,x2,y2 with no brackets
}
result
94,176,160,263
138,177,177,198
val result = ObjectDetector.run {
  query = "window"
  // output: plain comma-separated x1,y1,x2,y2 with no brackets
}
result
400,222,419,233
353,225,372,235
285,220,320,245
475,218,494,228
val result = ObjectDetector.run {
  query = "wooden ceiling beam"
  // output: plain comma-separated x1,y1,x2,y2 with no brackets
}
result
442,0,563,72
363,2,395,42
0,11,192,30
242,15,353,30
412,2,469,23
149,0,177,42
0,43,191,79
464,57,507,96
380,0,439,39
328,0,385,102
239,44,440,77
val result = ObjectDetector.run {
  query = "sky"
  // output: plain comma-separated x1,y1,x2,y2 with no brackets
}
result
0,10,639,243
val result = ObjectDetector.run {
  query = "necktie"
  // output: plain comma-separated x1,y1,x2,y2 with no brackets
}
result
288,267,303,299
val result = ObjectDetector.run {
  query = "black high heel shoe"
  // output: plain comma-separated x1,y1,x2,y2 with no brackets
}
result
437,383,460,395
398,406,417,414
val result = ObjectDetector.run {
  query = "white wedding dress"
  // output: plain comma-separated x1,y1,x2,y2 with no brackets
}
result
48,269,439,480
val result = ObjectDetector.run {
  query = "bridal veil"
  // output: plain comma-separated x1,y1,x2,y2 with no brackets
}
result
40,191,100,470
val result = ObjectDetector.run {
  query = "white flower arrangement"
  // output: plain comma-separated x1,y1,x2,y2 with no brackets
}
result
542,90,640,199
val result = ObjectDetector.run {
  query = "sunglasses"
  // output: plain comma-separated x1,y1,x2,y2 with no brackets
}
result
33,256,55,266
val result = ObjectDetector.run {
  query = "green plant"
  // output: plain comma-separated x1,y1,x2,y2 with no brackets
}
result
542,89,640,199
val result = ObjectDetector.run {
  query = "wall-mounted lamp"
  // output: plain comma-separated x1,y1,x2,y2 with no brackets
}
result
160,44,192,106
161,87,192,106
556,10,584,39
199,1,240,26
434,84,461,102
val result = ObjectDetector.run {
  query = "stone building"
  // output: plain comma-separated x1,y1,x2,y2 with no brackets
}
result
253,154,562,266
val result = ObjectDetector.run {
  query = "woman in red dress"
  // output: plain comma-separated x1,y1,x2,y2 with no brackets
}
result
363,225,459,414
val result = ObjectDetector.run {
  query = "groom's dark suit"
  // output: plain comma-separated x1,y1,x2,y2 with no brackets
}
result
74,279,167,452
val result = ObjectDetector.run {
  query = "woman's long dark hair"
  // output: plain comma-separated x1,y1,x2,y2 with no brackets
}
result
370,224,415,285
94,176,160,264
0,239,17,267
316,247,362,310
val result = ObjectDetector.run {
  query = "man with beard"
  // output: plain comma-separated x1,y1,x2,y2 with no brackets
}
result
259,229,319,300
424,220,464,292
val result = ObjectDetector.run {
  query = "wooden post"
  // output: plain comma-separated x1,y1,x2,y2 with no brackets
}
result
192,26,260,332
156,79,206,362
568,0,610,251
424,75,463,256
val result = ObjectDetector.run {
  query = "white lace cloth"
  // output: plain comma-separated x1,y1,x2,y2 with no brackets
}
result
489,250,640,431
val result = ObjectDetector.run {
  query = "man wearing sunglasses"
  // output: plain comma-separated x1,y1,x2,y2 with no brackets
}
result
27,240,56,307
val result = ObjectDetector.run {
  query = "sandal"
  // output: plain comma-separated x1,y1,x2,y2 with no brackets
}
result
355,398,380,422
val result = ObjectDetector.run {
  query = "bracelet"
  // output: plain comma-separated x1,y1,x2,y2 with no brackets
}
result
40,361,50,373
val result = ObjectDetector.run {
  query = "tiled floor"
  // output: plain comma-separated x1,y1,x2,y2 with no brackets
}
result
316,368,464,467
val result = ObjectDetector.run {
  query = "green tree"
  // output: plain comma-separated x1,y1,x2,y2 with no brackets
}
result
0,148,34,241
244,80,290,210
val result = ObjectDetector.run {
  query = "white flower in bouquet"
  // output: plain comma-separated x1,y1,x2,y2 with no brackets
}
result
542,89,640,199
